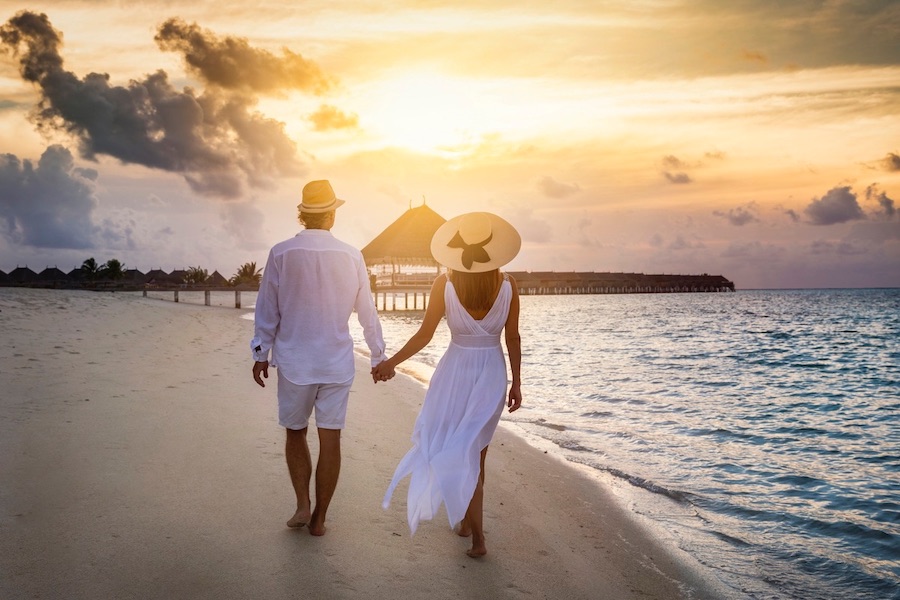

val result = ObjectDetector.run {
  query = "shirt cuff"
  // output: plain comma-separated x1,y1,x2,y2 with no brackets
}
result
369,352,386,368
251,338,269,362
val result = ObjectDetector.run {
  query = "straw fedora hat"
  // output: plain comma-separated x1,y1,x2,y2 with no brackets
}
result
431,212,521,273
299,180,346,213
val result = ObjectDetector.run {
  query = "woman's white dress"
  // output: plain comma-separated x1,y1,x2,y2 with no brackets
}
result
383,276,512,533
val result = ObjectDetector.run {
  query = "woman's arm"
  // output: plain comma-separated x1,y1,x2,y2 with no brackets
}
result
504,274,522,412
382,274,447,372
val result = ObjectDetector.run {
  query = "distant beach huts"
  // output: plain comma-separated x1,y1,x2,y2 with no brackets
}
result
1,205,735,304
0,266,235,290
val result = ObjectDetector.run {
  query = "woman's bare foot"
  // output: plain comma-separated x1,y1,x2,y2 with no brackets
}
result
287,507,311,528
308,509,327,536
456,520,472,537
466,535,487,558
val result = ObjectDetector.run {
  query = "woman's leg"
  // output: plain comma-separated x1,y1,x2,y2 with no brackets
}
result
463,446,489,557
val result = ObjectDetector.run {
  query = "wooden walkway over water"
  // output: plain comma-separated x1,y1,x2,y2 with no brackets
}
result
135,269,735,312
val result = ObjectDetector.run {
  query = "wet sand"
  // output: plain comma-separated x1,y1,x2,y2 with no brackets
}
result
0,288,728,599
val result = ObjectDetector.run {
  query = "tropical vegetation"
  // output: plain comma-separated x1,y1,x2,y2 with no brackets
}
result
230,261,262,286
81,257,125,281
183,266,209,285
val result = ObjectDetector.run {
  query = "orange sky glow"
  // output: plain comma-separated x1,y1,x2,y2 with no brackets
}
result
1,0,898,288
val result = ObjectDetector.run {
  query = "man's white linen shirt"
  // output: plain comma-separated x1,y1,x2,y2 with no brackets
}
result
251,229,385,384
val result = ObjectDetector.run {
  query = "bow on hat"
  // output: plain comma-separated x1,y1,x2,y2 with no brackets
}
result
447,231,493,271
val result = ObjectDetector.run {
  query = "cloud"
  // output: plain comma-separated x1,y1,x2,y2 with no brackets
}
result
662,155,687,169
810,240,869,256
721,241,785,261
742,50,767,64
667,235,705,251
220,200,268,250
0,145,110,249
714,202,760,226
784,208,801,223
882,152,900,172
865,184,896,220
536,176,580,199
506,206,552,243
308,104,359,131
804,186,865,225
0,10,302,199
154,18,332,95
664,171,692,184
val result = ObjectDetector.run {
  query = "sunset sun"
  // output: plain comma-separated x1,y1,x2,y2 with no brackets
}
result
362,71,491,154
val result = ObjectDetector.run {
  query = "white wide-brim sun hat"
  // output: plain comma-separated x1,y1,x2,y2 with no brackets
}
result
430,212,521,273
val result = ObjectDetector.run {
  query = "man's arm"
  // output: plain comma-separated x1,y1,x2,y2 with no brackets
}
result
354,255,386,367
250,250,279,386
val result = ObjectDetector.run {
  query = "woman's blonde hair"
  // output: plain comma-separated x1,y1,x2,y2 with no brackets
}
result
298,210,334,229
449,269,500,312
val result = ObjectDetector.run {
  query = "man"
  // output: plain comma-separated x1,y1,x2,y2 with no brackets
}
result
251,180,389,536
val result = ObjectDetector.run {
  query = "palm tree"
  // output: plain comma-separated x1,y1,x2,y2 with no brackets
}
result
183,266,209,285
230,261,263,286
81,257,101,281
101,259,125,280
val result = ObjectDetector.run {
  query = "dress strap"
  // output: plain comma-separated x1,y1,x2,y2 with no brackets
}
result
502,271,509,282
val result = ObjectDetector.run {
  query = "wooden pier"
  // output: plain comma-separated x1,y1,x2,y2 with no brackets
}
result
142,287,247,308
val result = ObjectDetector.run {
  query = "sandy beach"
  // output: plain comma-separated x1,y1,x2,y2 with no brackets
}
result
0,288,729,600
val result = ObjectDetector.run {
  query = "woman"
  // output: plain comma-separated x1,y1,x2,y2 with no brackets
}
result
375,211,522,558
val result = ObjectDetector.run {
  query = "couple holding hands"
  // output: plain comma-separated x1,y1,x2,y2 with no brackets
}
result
251,180,522,557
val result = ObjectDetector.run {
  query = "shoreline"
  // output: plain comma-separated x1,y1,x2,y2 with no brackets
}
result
0,288,732,599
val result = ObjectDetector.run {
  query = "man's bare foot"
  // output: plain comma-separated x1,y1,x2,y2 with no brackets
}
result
287,507,311,528
308,510,327,536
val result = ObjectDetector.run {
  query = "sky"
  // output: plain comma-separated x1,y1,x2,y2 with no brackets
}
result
0,0,898,289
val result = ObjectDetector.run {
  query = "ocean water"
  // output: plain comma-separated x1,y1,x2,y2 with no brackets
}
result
347,289,900,600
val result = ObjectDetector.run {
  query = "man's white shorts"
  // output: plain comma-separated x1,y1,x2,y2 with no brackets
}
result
277,370,353,430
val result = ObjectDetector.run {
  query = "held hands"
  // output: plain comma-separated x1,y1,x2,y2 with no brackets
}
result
507,383,522,412
371,360,395,383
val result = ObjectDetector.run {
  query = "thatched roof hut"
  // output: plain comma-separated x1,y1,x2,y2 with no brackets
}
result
39,267,68,282
9,266,38,283
361,204,446,268
208,270,228,286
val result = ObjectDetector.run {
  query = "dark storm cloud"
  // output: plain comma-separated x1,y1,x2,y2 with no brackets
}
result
804,186,865,226
154,18,332,95
714,203,760,226
0,145,104,249
0,11,302,199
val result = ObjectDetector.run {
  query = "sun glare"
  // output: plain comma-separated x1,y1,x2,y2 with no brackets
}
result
361,71,491,154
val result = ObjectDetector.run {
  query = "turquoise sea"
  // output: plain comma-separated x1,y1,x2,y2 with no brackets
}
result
344,288,899,600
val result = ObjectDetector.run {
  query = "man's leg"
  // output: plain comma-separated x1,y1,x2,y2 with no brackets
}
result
285,427,312,528
308,427,341,536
